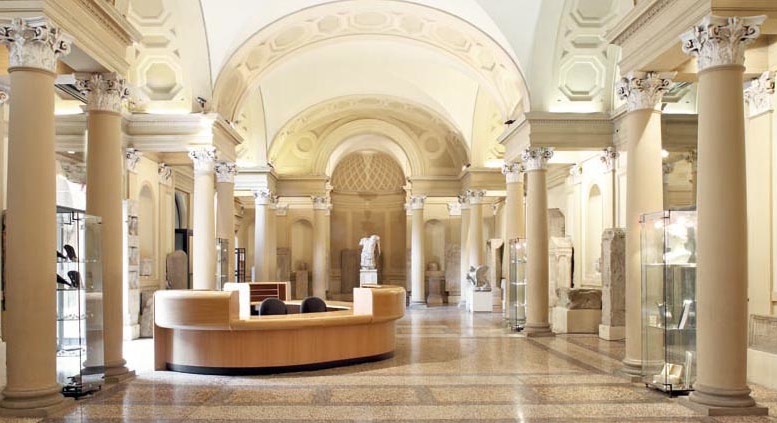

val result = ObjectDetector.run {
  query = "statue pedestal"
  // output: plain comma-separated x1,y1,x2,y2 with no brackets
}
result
426,271,445,306
295,270,309,299
360,269,378,286
466,286,492,313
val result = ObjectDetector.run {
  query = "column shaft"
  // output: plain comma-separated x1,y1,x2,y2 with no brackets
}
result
409,197,426,305
691,66,753,408
86,111,131,379
190,149,216,289
2,67,66,414
459,204,470,306
524,166,552,336
312,203,329,298
216,182,234,280
468,199,484,267
254,202,269,281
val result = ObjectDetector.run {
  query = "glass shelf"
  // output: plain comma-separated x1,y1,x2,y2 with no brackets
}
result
640,210,697,396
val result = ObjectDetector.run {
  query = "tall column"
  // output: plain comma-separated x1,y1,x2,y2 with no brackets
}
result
522,147,554,337
467,189,486,268
409,195,426,306
682,15,766,412
446,201,462,302
215,161,237,284
188,146,217,289
502,163,525,319
312,196,330,298
77,73,134,382
616,71,674,376
253,189,274,281
458,195,470,307
0,17,72,416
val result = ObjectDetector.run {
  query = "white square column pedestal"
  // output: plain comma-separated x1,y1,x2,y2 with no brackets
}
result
360,269,378,286
466,286,492,313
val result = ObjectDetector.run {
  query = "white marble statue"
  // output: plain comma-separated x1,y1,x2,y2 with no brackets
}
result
359,235,381,270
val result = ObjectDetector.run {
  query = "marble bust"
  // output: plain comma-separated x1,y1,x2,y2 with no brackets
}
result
359,235,381,270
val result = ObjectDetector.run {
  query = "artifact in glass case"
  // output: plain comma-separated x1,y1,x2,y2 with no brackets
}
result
507,238,527,331
640,210,697,395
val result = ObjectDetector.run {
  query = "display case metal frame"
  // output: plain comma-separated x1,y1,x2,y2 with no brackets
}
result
507,237,527,331
56,208,104,397
640,209,697,396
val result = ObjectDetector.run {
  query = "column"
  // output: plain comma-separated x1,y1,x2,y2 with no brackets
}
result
682,15,765,411
268,198,278,280
312,196,330,298
0,17,72,416
215,161,237,284
616,71,674,376
253,189,274,281
446,201,462,302
466,189,486,268
522,147,554,337
188,146,217,289
458,195,470,307
77,73,134,382
502,162,524,319
409,195,426,306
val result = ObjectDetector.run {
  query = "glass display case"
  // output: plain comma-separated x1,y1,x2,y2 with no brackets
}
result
640,210,697,395
507,238,527,331
56,209,104,397
216,238,229,290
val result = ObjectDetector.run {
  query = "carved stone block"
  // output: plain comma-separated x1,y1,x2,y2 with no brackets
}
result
276,247,291,281
444,243,460,295
556,287,602,310
601,228,626,327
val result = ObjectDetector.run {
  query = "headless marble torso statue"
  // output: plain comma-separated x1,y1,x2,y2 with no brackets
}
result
359,235,381,270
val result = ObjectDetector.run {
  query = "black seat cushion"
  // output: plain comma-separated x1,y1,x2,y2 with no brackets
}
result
300,296,327,314
258,298,288,315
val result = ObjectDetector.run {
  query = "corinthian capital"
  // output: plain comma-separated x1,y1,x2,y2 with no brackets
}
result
188,146,217,174
600,147,619,173
744,71,775,118
681,15,765,71
75,73,129,113
0,17,71,72
409,195,426,210
125,148,141,174
520,147,554,172
616,71,675,112
501,162,524,184
255,189,276,206
0,90,8,105
465,189,487,205
214,161,237,183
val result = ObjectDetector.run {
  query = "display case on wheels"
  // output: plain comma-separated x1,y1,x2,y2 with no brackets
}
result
507,238,528,331
640,210,697,395
56,208,104,397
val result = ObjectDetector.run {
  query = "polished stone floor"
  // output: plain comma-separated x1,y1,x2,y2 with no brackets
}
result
8,306,777,422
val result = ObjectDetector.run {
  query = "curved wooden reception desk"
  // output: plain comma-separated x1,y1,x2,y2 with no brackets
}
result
154,285,405,375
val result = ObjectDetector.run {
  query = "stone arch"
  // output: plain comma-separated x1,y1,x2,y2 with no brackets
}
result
211,0,529,121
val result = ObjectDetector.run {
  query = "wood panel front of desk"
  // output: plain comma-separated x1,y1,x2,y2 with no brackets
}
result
156,320,395,373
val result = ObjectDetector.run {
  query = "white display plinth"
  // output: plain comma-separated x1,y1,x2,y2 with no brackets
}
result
360,269,378,286
552,307,601,333
466,287,492,313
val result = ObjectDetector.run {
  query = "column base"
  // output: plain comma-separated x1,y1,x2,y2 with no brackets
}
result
104,360,136,384
620,357,644,382
408,301,428,309
681,393,767,416
598,324,625,341
523,323,554,338
0,385,73,418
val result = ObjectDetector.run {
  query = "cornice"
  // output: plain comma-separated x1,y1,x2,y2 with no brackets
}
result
607,0,675,47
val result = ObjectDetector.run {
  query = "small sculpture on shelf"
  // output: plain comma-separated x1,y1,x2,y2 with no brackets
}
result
359,235,381,270
467,265,490,292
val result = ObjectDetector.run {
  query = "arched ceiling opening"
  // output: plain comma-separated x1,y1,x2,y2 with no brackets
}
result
331,151,406,195
210,0,529,122
267,95,468,178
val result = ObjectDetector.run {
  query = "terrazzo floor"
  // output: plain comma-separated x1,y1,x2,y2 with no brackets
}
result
7,306,777,422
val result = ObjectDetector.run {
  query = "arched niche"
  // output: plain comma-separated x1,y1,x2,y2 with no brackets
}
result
290,219,314,273
424,219,446,271
584,184,603,286
139,184,156,278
